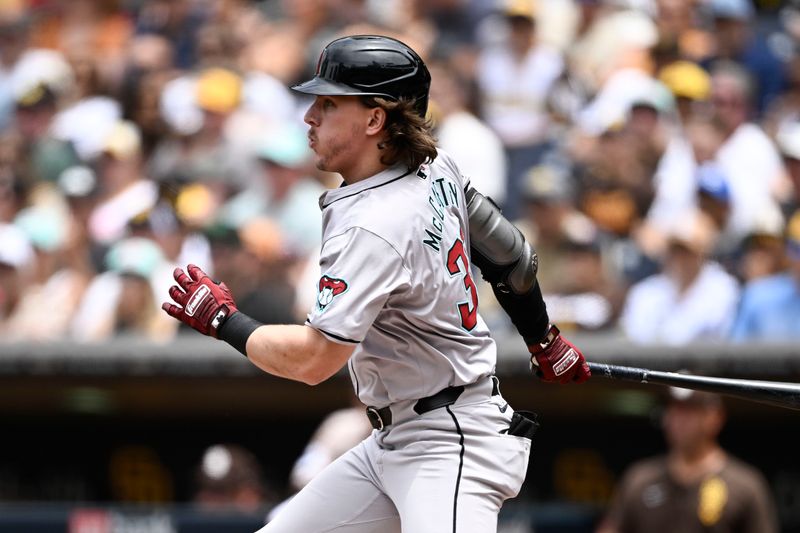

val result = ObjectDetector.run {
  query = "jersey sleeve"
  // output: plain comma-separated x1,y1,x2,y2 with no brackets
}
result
436,149,470,192
306,227,410,344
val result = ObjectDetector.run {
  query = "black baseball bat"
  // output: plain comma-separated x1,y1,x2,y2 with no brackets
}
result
587,362,800,411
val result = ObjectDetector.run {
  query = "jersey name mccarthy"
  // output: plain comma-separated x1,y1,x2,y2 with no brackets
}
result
307,151,497,407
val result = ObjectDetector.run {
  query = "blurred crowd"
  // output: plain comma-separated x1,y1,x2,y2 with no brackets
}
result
1,0,799,345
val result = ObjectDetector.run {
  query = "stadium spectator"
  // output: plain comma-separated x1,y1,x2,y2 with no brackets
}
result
620,210,740,344
543,234,623,332
48,40,124,163
704,0,787,115
476,0,563,218
730,209,800,341
231,217,299,326
429,59,507,205
775,117,800,212
643,65,712,249
694,161,735,257
708,62,790,241
0,158,24,223
678,117,746,264
0,0,797,348
517,159,592,291
735,205,787,284
13,82,80,188
27,0,132,83
124,194,215,321
134,0,208,69
0,9,27,129
762,3,800,138
573,86,668,283
597,387,778,533
1,205,88,340
118,34,177,154
149,67,256,190
56,165,104,274
70,237,175,341
476,155,620,332
0,223,33,328
569,9,660,129
657,60,711,125
87,120,158,246
651,0,695,69
218,123,324,257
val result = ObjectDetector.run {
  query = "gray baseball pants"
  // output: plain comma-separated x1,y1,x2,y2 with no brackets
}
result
257,378,532,533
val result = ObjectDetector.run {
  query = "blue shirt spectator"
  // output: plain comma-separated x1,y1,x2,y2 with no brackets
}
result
705,0,787,115
731,210,800,341
730,272,800,341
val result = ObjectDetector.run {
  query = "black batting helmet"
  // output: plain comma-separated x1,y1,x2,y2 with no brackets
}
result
292,35,431,117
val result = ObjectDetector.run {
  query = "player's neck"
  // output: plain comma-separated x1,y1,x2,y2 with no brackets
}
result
339,157,391,185
668,444,726,485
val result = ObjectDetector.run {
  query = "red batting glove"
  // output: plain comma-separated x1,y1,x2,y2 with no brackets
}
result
161,264,238,338
528,324,591,384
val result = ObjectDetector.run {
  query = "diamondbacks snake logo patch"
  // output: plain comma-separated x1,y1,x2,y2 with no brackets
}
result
317,276,348,311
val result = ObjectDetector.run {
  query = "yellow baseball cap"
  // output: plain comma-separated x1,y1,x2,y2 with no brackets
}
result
175,183,218,227
658,61,711,101
196,68,242,114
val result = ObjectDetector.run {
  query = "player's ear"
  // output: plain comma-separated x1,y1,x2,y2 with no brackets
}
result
365,106,387,136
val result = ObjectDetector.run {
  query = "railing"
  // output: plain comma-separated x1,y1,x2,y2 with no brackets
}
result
1,333,799,377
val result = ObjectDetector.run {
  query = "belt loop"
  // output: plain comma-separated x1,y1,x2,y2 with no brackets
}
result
366,406,389,430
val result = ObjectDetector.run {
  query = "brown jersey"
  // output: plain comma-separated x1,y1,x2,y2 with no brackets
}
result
605,455,777,533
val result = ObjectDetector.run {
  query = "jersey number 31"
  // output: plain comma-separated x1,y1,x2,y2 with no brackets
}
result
447,237,478,331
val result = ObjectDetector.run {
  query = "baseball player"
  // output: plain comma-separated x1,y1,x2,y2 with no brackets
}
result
163,35,590,533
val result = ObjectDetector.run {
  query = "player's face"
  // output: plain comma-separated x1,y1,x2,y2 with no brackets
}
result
662,402,724,454
303,95,374,176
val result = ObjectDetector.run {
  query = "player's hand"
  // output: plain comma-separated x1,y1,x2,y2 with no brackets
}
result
528,324,591,384
162,264,238,338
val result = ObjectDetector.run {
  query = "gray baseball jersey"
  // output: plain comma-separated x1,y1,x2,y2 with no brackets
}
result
263,151,533,533
306,150,496,408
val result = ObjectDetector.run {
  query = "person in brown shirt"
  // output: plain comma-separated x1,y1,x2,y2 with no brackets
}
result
597,387,778,533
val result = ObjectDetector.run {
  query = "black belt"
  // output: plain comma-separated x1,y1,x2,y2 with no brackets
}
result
366,377,501,431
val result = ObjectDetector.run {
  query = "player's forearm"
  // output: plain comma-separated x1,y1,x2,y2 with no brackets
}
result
245,324,353,385
491,281,550,344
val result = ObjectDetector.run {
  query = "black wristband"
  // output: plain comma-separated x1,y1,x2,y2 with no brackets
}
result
491,281,550,345
217,311,262,357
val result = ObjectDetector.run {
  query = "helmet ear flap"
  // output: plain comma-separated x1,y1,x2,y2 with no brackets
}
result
292,35,431,117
